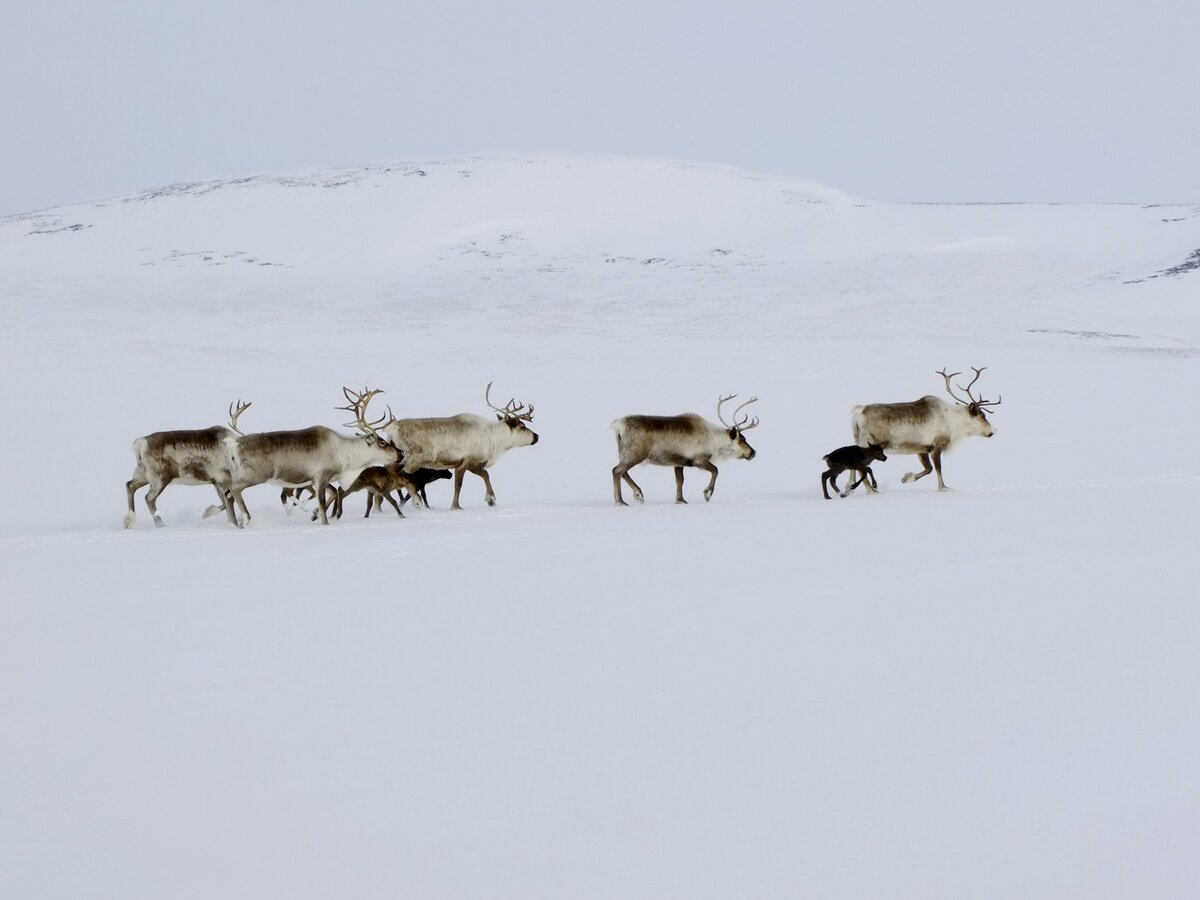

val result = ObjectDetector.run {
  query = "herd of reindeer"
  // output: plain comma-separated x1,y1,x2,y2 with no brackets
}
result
123,368,1001,529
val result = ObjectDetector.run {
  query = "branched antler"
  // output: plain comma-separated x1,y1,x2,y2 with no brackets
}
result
485,381,535,421
717,394,759,432
731,396,760,432
228,399,252,434
938,366,1001,411
715,393,738,428
338,386,390,438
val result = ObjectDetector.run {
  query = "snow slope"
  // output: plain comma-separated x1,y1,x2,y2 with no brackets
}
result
2,154,1199,899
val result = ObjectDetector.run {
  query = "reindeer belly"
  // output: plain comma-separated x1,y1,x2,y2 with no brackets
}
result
885,438,935,455
646,449,698,467
271,465,320,486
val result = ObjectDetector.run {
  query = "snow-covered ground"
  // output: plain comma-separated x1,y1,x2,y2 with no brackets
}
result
3,154,1199,898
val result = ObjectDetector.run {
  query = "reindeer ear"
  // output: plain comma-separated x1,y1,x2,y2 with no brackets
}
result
968,403,979,416
497,413,503,421
728,427,738,439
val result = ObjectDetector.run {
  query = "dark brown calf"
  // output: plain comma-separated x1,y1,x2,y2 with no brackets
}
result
359,467,452,517
822,443,887,499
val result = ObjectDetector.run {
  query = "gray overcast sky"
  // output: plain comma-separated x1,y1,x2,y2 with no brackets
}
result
3,0,1197,215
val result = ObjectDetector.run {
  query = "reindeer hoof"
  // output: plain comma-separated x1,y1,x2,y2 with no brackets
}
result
676,498,688,504
901,473,916,484
486,497,496,507
153,517,165,528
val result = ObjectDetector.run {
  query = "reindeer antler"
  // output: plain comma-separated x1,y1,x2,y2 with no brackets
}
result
939,366,1001,411
338,386,390,438
959,366,1002,410
715,393,738,428
717,394,758,431
731,396,760,432
937,368,968,405
228,399,252,434
485,381,535,421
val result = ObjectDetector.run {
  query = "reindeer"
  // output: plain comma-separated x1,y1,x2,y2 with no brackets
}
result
366,467,452,514
225,388,402,525
382,383,538,510
123,403,248,529
611,394,759,506
821,443,887,499
317,462,419,520
851,367,1001,491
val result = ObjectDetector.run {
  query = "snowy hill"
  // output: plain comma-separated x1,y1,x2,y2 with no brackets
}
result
3,154,1199,899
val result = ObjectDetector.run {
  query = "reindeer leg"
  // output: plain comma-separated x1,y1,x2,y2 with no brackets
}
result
902,453,934,485
866,466,879,491
220,486,240,526
468,464,496,507
672,468,691,504
144,477,173,527
821,471,834,500
312,485,336,523
699,461,719,502
932,449,948,490
206,482,239,525
842,472,859,498
612,464,628,506
613,460,645,506
125,476,147,528
314,478,332,524
451,464,468,510
372,487,404,518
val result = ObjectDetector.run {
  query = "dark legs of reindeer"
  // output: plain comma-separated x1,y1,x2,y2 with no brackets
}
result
845,467,877,496
821,471,838,500
848,467,878,492
674,467,687,503
824,467,878,500
369,487,404,517
612,461,645,506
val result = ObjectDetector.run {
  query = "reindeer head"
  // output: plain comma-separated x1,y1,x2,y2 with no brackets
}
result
716,393,760,459
486,381,539,446
340,386,403,459
938,367,1001,437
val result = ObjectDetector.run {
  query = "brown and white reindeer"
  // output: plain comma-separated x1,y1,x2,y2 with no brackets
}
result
850,367,1001,491
381,383,539,510
610,394,759,506
224,388,402,525
123,401,251,529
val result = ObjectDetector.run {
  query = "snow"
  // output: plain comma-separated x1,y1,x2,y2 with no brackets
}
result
2,154,1199,898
